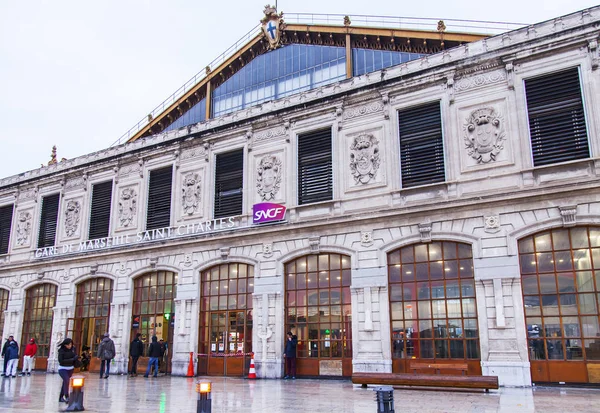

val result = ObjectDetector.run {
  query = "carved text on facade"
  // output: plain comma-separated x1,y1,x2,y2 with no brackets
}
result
64,199,81,236
350,134,380,184
118,188,137,227
257,155,282,201
181,172,201,215
464,107,506,163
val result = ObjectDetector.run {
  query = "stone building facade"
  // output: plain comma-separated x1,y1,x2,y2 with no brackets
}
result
1,7,600,386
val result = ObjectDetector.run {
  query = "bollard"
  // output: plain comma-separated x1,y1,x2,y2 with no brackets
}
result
196,381,212,413
66,375,85,412
373,386,394,413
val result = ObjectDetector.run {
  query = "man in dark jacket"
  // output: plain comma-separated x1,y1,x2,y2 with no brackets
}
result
129,333,144,377
144,336,161,378
284,332,298,379
2,336,18,377
5,340,19,378
97,333,116,379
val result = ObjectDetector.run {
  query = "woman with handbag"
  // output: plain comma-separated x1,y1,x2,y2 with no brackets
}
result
57,338,80,403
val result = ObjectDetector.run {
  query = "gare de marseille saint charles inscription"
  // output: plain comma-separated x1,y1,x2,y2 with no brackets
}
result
34,202,287,259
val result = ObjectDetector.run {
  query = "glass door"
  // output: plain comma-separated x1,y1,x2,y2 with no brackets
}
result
207,311,251,376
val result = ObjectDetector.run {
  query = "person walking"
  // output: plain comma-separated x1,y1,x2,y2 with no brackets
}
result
129,333,144,377
57,338,79,403
283,332,297,379
97,333,115,379
5,339,19,378
2,336,18,377
143,336,161,378
20,338,37,376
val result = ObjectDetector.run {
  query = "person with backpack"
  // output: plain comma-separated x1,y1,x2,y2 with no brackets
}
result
97,333,115,379
4,339,19,378
129,333,144,377
143,336,161,378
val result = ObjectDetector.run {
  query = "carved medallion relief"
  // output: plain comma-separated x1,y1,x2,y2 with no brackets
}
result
350,133,380,184
256,154,282,201
463,107,506,164
118,187,137,227
181,172,202,216
64,199,81,237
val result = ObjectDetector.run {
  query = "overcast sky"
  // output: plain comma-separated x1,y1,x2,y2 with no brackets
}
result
0,0,597,179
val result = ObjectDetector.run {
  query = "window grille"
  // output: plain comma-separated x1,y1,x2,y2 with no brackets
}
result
146,166,173,230
88,181,113,240
214,150,243,218
298,128,333,205
37,193,60,248
0,204,13,254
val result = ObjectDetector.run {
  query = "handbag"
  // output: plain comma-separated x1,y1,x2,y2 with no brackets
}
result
73,358,82,368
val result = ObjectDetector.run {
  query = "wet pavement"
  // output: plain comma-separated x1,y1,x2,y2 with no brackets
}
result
0,373,599,412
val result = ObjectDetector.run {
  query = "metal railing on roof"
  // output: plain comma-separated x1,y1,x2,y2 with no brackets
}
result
111,13,527,147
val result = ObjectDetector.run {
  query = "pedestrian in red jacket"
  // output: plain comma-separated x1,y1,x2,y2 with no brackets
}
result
21,338,37,376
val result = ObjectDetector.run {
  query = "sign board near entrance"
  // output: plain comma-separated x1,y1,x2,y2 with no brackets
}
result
253,202,286,224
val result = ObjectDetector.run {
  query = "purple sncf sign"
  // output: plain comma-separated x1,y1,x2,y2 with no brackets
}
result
253,203,287,224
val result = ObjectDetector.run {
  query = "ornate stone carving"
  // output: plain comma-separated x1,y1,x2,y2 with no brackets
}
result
455,70,506,92
181,145,207,161
261,5,285,50
484,215,501,234
118,188,137,227
254,126,287,143
262,243,273,259
16,211,32,245
181,172,201,215
418,222,432,243
464,108,506,164
64,199,81,236
343,102,384,120
350,134,380,184
560,205,577,227
360,231,373,247
256,155,282,201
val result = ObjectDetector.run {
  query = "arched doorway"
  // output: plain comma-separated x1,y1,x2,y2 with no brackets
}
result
387,242,481,374
519,226,600,383
66,277,114,372
285,253,353,377
131,271,177,374
0,288,8,333
21,283,57,370
197,263,254,376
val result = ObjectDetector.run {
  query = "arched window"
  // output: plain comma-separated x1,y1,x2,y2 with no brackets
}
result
285,253,353,377
388,242,480,373
22,283,57,359
519,226,600,383
0,288,9,333
198,263,254,376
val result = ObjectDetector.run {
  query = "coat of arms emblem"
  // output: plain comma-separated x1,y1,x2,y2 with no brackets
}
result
16,211,32,245
261,5,285,49
64,199,81,236
118,188,137,227
181,172,201,215
464,107,506,164
350,134,381,184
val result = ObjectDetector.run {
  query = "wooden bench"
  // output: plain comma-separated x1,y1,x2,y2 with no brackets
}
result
352,363,499,392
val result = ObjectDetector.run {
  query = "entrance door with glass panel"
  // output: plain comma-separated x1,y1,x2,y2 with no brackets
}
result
207,311,250,376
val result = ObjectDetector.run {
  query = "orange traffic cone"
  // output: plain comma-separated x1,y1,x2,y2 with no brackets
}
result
248,353,257,379
187,352,194,377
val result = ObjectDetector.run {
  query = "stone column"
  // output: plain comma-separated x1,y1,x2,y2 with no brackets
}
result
253,291,282,378
47,306,70,372
475,255,531,386
170,278,199,376
351,267,392,373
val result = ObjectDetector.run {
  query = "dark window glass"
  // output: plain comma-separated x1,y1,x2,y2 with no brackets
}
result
389,242,480,361
0,204,14,254
89,181,113,240
525,67,589,166
146,166,173,230
298,128,332,205
37,194,60,248
22,284,57,357
519,227,600,362
352,48,427,76
214,150,243,218
213,44,346,117
398,102,445,188
164,98,207,132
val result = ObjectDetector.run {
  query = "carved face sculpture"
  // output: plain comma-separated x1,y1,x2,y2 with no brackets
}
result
350,134,380,184
118,188,137,227
181,173,201,215
16,211,32,245
257,155,282,201
465,108,505,164
64,200,80,236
